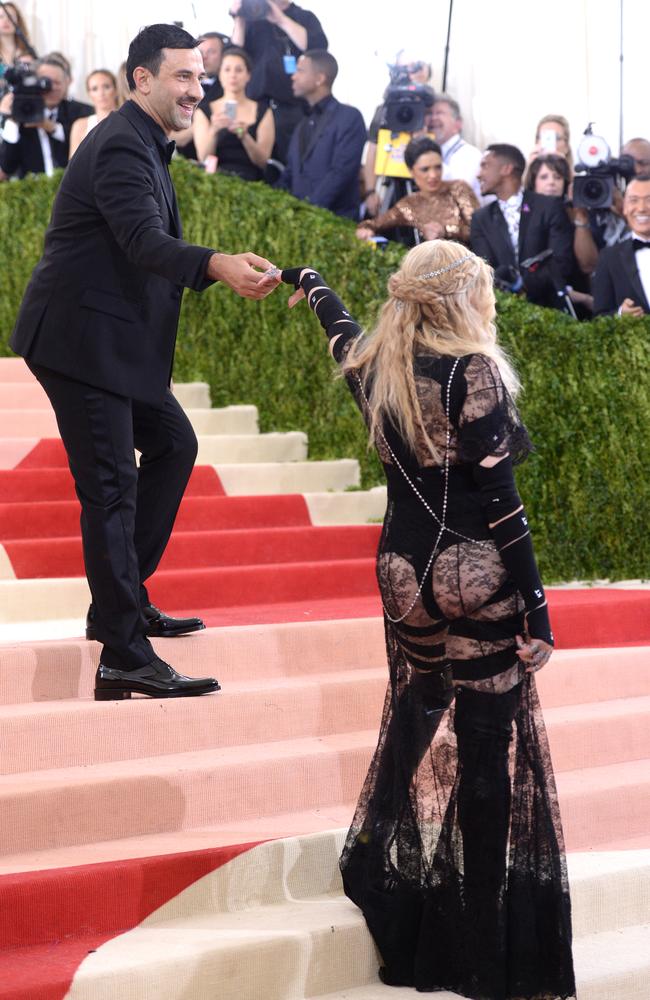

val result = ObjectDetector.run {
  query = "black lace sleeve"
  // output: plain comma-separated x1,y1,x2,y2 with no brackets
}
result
281,267,362,362
456,355,533,466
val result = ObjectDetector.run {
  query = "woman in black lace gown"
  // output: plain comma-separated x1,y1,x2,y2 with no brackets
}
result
282,242,576,1000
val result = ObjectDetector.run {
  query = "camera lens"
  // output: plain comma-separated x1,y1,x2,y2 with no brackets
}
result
583,177,606,204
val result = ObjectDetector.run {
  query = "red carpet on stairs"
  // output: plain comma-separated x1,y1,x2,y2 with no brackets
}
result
0,843,261,1000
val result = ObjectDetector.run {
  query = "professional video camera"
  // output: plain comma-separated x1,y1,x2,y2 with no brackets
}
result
3,63,52,124
382,63,434,134
239,0,270,20
573,125,635,210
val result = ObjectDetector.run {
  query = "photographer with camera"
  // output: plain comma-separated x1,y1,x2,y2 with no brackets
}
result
471,144,575,309
361,57,434,219
0,53,92,180
592,175,650,316
229,0,327,163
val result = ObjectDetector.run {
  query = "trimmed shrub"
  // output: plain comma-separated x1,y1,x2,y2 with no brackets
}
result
1,160,649,581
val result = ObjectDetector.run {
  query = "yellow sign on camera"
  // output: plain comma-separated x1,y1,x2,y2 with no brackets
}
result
374,129,413,179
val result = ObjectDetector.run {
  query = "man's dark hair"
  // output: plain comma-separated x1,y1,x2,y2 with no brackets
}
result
304,49,338,89
486,143,526,178
404,136,442,171
628,173,650,185
525,153,571,195
126,23,199,91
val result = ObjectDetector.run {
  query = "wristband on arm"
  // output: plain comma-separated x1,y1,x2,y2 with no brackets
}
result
281,267,361,342
472,456,553,646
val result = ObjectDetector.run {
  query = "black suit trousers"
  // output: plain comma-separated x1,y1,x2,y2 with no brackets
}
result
28,363,198,669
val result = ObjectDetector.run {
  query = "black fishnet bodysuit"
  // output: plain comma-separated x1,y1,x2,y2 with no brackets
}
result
282,269,576,1000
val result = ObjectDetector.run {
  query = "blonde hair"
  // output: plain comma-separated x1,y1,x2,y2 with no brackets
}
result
341,240,520,463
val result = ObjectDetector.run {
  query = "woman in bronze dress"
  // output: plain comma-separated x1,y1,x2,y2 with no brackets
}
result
357,137,479,245
282,241,575,1000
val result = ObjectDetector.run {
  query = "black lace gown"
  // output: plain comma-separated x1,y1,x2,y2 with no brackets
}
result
311,288,576,999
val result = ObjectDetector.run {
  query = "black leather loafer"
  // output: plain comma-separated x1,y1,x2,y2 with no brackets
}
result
86,603,206,641
94,657,220,700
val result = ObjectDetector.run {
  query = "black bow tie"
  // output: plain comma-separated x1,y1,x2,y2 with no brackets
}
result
164,140,176,165
632,238,650,252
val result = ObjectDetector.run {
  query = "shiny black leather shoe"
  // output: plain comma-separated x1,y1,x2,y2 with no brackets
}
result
85,603,206,641
94,658,220,701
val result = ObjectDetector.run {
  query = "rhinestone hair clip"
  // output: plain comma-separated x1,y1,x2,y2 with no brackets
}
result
419,254,474,280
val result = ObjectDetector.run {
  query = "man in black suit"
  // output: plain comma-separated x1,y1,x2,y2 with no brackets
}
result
470,143,574,308
279,50,366,220
10,24,280,700
592,175,650,316
0,54,93,180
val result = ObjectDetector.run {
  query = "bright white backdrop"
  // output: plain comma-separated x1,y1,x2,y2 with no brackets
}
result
16,0,649,160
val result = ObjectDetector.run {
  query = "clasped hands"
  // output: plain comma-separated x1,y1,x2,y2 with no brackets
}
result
207,256,313,305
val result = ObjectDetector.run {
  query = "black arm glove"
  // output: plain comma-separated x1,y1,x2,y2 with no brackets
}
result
281,268,361,348
472,456,553,646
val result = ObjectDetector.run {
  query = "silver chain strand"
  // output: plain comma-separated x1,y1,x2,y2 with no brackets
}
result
355,359,489,625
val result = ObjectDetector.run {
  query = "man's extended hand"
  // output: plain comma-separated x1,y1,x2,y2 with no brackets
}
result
207,251,281,299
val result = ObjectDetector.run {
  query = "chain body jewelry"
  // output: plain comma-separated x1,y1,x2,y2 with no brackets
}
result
356,358,489,625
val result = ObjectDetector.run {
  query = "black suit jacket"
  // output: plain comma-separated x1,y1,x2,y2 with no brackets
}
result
592,240,650,316
0,98,93,178
11,101,215,405
279,96,367,219
470,190,574,306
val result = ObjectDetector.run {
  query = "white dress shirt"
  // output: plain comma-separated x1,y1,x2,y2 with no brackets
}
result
440,134,483,202
1,105,65,176
631,233,650,308
497,188,524,260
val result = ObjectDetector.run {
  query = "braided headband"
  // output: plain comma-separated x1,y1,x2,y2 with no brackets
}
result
393,253,476,308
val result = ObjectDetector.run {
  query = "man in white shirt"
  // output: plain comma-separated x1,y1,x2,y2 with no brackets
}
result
593,175,650,316
0,55,92,180
430,94,483,202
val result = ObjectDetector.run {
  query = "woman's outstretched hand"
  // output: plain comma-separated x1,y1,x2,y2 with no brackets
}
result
281,267,314,308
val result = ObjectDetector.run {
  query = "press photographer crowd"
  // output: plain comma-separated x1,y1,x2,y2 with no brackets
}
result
1,0,649,320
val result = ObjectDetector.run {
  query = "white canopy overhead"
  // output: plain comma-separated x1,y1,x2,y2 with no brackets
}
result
17,0,648,160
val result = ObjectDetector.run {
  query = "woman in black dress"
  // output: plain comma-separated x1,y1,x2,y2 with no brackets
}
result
282,242,576,1000
193,47,274,181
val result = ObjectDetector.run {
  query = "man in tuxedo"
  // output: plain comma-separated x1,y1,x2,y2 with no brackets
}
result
0,54,93,180
592,175,650,316
279,50,366,219
10,24,280,701
470,143,574,308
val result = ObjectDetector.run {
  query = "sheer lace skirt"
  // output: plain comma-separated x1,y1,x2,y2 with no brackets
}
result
340,515,576,999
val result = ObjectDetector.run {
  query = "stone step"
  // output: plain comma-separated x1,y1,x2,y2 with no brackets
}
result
0,724,647,855
0,406,260,438
3,831,647,1000
172,382,211,409
0,556,378,623
0,524,381,579
216,460,360,496
305,486,387,524
0,357,33,381
2,656,647,775
196,431,307,463
0,623,647,705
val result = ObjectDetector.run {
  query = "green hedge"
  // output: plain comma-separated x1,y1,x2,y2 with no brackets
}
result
1,161,649,582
